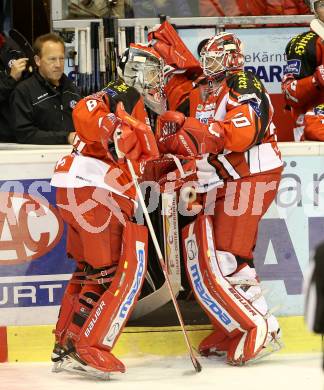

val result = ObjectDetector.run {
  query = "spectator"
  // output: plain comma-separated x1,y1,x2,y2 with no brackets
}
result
11,33,81,145
132,0,192,17
199,0,310,16
199,0,243,16
0,32,27,142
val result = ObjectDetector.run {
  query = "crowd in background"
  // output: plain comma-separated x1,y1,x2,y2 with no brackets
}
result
0,0,316,145
66,0,312,18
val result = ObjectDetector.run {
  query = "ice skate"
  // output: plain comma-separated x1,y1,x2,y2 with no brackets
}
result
58,352,111,380
51,343,71,373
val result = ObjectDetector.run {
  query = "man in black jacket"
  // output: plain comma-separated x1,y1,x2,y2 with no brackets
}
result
11,33,81,144
0,33,28,142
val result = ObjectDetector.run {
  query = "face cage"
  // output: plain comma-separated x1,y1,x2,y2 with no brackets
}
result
123,59,164,94
143,61,164,92
200,51,229,78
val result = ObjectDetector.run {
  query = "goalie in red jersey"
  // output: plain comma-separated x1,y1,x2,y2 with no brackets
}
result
149,23,284,365
282,0,324,141
50,44,162,379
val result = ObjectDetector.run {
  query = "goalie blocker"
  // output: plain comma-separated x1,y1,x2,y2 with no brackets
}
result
182,215,282,365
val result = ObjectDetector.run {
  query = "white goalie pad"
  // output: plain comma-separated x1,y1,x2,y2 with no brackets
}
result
182,215,269,363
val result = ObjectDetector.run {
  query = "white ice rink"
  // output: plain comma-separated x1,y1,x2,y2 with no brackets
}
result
1,354,323,390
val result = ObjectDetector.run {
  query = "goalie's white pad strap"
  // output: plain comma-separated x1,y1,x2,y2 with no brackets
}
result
182,215,268,358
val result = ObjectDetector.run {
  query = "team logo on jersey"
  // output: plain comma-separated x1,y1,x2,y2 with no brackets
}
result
285,59,301,75
204,103,216,110
314,104,324,116
69,99,78,109
249,100,262,117
197,104,204,111
102,87,118,98
0,192,64,265
196,110,215,124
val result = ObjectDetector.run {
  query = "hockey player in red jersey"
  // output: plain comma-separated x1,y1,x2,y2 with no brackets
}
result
50,44,162,379
149,23,283,365
282,0,324,141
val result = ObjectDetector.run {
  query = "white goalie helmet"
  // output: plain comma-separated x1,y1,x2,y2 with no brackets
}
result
306,0,324,13
118,43,166,113
120,44,163,92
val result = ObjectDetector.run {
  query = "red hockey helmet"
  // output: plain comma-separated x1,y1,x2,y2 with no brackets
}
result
200,32,244,79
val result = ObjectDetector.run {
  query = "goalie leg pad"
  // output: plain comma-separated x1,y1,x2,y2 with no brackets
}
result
182,215,269,365
53,262,86,347
66,221,148,373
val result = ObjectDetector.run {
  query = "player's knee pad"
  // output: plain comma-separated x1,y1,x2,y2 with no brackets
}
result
65,221,148,373
182,215,270,365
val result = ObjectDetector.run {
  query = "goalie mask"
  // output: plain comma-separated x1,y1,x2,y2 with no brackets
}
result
118,44,166,114
200,32,244,79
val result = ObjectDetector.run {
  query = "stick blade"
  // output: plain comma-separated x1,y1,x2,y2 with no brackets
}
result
191,356,202,373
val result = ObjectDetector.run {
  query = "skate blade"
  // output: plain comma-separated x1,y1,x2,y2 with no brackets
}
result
52,356,74,373
241,338,284,366
248,338,284,364
227,338,284,366
59,358,111,380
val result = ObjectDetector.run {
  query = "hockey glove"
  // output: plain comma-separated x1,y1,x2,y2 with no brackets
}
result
99,113,121,152
314,65,324,88
156,110,225,157
148,21,201,72
114,102,160,162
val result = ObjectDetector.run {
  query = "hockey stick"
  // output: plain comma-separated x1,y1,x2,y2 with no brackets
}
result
161,192,181,290
86,27,92,94
131,279,176,319
79,29,87,96
131,192,182,320
310,18,324,40
98,25,107,87
126,158,202,373
74,28,79,87
9,29,37,72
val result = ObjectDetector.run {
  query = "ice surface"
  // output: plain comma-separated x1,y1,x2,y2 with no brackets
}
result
0,354,322,390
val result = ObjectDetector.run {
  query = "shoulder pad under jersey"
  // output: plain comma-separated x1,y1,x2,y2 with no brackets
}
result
102,79,141,114
227,70,265,102
284,31,318,78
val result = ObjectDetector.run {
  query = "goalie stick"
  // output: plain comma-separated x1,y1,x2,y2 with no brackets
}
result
310,18,324,40
125,158,201,373
113,117,201,372
131,192,182,320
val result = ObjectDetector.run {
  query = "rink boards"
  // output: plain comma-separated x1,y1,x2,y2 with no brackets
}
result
0,142,323,361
